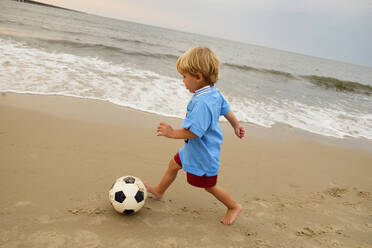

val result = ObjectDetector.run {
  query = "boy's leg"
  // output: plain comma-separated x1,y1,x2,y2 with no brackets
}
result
145,158,182,199
205,185,242,225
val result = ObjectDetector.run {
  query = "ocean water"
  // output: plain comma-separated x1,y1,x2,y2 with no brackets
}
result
1,0,372,140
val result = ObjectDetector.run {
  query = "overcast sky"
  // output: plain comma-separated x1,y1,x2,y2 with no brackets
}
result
40,0,372,67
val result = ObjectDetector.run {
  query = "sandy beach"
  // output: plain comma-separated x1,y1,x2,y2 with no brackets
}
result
1,93,372,248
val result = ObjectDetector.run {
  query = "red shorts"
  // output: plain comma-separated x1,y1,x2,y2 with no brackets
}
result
174,153,217,188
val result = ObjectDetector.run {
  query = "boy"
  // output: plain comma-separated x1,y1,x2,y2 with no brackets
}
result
145,47,245,225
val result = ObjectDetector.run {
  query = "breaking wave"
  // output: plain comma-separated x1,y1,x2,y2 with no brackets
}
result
224,62,372,95
223,62,296,79
40,38,179,60
301,75,372,96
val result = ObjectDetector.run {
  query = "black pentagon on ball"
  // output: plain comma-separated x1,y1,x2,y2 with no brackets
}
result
123,176,135,184
123,209,134,214
135,190,144,203
115,191,126,203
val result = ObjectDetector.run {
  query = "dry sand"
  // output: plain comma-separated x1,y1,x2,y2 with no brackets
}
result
1,93,372,248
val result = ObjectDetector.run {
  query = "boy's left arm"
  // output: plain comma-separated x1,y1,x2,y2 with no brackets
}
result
224,111,245,139
157,122,198,139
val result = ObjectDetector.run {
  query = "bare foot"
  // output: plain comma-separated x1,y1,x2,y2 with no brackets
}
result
144,183,163,199
221,204,242,225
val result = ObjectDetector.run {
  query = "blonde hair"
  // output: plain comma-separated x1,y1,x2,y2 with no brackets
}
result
177,47,220,85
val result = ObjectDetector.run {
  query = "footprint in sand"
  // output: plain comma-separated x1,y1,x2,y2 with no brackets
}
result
296,227,319,237
68,208,106,216
325,187,348,198
296,224,343,238
180,206,188,212
357,191,371,200
274,222,287,230
253,239,273,248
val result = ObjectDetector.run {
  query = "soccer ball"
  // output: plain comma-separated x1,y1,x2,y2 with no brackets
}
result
109,175,147,214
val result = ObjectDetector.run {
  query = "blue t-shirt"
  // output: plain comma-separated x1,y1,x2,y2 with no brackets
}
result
179,85,230,176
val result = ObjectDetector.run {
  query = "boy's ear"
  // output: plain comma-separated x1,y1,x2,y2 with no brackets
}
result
195,73,203,82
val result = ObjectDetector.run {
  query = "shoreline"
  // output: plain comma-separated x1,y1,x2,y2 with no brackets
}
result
1,92,371,153
1,92,372,247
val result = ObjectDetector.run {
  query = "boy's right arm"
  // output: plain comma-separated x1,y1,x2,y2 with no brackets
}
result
224,111,245,139
157,122,197,139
